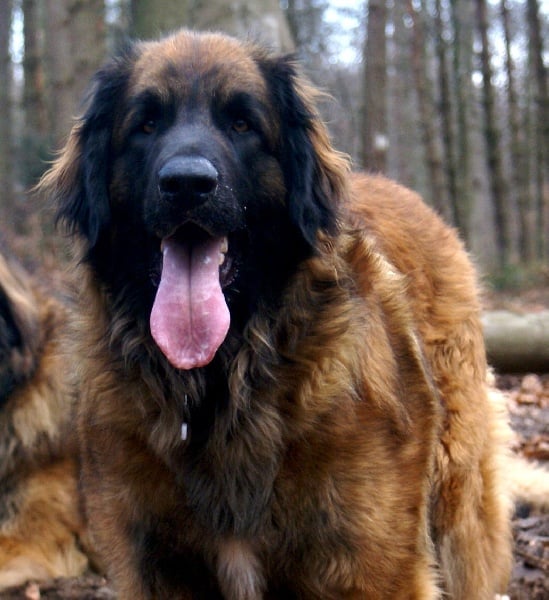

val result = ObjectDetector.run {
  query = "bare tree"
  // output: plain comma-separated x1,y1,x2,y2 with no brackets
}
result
526,0,548,259
43,0,106,148
131,0,294,51
405,0,448,218
131,0,191,38
0,0,14,215
501,0,534,262
43,1,75,146
476,0,513,268
194,0,295,50
21,0,49,186
361,0,388,172
389,2,415,187
434,0,460,230
286,0,329,69
449,0,475,245
23,0,47,137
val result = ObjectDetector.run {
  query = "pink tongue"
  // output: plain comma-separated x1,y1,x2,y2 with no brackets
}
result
150,235,230,369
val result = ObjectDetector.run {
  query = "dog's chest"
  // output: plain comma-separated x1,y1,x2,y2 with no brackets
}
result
177,415,281,538
216,538,265,600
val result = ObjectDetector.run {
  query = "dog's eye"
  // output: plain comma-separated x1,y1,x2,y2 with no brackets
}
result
142,119,157,134
232,119,251,134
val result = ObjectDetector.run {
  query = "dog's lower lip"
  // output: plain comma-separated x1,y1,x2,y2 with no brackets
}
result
159,233,229,257
154,229,235,290
219,254,237,288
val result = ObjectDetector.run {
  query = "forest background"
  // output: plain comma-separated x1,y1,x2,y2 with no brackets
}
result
0,0,547,284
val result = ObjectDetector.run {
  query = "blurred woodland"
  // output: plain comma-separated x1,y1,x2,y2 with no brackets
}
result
0,0,547,278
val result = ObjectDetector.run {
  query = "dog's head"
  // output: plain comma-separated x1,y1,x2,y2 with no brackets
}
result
41,30,349,369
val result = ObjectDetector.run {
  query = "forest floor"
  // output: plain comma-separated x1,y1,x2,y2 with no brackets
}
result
500,371,549,600
2,286,549,600
488,283,549,600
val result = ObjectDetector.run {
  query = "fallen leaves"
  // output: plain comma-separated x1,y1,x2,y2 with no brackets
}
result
500,374,549,462
498,372,549,600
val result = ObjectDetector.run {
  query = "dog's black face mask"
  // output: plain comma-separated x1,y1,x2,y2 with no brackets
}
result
50,33,342,369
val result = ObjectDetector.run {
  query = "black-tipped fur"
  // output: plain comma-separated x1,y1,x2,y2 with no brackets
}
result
260,55,338,248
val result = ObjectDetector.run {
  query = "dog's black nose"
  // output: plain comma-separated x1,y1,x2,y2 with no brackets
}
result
158,157,218,206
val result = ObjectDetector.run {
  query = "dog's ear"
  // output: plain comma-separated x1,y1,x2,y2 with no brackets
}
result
259,55,349,248
39,48,135,250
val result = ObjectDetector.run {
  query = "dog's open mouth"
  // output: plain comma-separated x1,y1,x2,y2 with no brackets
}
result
150,224,236,370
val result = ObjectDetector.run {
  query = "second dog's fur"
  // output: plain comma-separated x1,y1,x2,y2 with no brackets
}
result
0,251,89,590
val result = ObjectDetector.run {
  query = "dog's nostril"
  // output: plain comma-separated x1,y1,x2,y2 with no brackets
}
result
190,176,217,195
158,156,218,199
160,173,216,196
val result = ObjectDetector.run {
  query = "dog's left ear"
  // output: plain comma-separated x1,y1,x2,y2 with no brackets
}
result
39,49,135,251
259,56,349,248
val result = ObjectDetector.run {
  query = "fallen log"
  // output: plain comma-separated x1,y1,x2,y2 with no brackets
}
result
482,310,549,373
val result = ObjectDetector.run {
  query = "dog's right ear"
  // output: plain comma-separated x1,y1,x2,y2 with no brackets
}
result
39,48,136,249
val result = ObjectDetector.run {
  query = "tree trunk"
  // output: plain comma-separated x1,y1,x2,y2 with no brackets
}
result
21,0,50,187
0,0,14,218
43,1,75,148
449,0,474,246
501,0,534,263
526,0,548,260
69,0,106,115
43,0,106,149
23,0,47,136
434,0,459,230
405,0,448,219
475,0,514,269
360,0,388,173
388,1,417,190
193,0,294,51
285,0,326,68
130,0,191,39
131,0,294,52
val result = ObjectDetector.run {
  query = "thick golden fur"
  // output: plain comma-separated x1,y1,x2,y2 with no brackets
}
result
41,30,512,599
0,252,89,590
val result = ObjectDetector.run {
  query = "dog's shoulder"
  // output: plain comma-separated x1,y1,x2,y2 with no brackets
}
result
345,172,481,325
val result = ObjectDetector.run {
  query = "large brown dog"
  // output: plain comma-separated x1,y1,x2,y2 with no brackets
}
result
41,30,512,599
0,250,89,589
